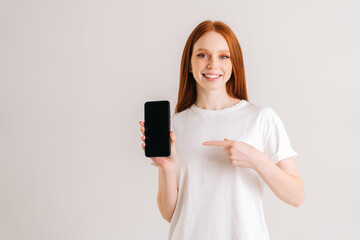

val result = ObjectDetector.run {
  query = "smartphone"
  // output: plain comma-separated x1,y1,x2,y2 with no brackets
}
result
144,100,171,157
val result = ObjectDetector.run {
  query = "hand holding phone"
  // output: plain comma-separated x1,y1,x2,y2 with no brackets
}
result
139,121,178,171
139,100,178,172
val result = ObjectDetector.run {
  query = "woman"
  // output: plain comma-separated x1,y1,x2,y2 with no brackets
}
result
139,20,304,240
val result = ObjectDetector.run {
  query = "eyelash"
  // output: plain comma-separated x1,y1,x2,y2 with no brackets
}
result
197,54,230,59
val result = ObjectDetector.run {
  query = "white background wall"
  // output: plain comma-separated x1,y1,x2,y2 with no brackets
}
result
1,0,359,239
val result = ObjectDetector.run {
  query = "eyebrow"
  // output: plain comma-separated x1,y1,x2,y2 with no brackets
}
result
195,48,230,53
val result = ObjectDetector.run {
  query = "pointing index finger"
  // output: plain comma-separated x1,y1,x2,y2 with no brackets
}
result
203,140,230,147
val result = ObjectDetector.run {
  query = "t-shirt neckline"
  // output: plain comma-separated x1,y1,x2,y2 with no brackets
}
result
190,99,246,115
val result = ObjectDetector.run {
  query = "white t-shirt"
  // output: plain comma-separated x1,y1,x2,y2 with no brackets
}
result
168,99,297,240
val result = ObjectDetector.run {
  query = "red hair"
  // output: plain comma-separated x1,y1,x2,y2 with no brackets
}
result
175,20,248,114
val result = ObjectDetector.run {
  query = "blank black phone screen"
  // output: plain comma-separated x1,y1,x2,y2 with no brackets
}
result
144,100,171,157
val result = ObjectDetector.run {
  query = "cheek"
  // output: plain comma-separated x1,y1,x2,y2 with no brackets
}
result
224,65,232,75
221,61,232,70
191,59,202,69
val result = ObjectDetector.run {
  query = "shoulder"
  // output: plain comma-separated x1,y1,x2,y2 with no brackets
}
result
242,100,273,116
244,101,281,125
170,107,191,128
171,108,189,121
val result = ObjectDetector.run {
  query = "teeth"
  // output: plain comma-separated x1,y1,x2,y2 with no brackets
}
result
204,74,221,78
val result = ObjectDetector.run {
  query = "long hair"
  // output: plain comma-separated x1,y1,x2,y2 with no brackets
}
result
175,20,248,114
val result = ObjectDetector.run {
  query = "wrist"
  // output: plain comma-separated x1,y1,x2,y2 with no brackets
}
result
254,153,274,174
160,164,178,175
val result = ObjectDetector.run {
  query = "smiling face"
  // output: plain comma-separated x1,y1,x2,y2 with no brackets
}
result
190,31,232,91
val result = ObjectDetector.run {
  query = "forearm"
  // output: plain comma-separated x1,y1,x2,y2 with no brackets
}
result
255,155,305,207
157,167,178,222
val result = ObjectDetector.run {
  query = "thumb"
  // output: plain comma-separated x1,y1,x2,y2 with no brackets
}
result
170,131,176,143
224,138,229,141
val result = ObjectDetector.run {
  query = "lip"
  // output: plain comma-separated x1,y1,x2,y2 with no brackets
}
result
202,73,222,81
202,73,223,75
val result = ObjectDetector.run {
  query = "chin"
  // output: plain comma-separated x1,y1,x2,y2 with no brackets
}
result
203,83,225,90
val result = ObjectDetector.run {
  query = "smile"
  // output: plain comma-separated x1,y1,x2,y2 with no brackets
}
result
202,73,222,81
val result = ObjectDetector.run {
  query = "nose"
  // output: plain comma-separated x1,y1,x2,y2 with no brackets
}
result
207,57,219,69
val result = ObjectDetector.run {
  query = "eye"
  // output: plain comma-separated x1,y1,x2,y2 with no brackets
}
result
197,53,230,59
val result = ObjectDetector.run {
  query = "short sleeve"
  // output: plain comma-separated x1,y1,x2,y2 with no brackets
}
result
263,108,298,164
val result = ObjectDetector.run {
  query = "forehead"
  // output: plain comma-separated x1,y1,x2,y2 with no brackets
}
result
193,31,230,52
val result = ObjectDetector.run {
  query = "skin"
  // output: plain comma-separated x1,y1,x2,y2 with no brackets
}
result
139,121,177,172
190,31,241,110
140,31,305,207
204,138,305,207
